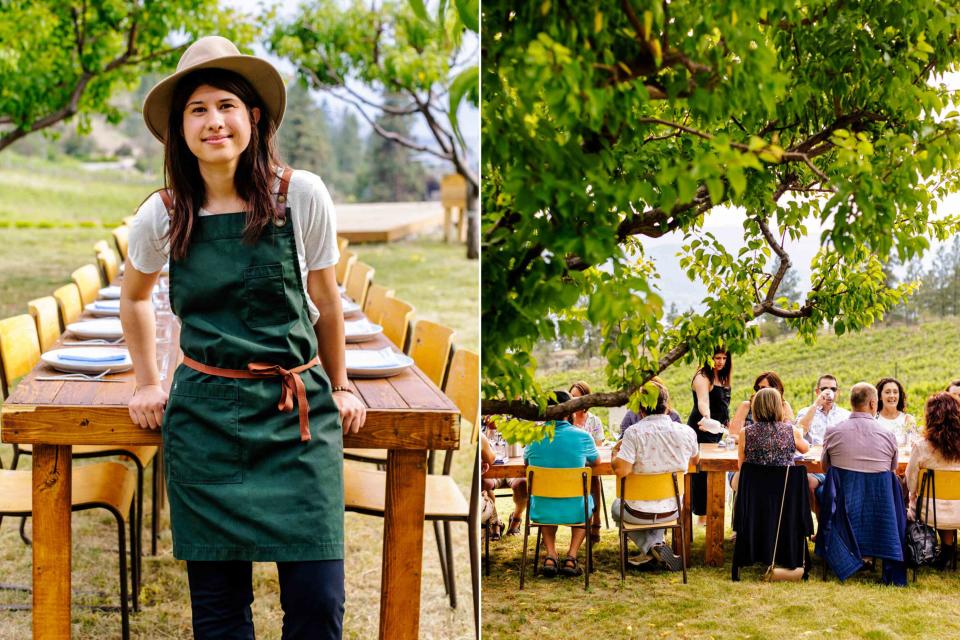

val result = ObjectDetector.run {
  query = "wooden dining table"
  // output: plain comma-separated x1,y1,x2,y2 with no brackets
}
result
483,442,911,567
1,281,460,640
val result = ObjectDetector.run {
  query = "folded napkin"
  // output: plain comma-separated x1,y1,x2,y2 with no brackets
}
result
94,300,121,310
345,348,403,369
58,352,127,363
345,319,376,334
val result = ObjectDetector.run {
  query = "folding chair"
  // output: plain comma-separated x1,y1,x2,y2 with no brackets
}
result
520,466,594,590
616,471,687,583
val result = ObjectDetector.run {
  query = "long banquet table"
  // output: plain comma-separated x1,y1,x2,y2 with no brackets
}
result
1,280,460,640
483,443,911,566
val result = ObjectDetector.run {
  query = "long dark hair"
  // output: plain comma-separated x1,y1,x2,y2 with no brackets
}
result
925,392,960,462
876,377,906,412
753,371,785,396
695,349,732,387
164,69,281,260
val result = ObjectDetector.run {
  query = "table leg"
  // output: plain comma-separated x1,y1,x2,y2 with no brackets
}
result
379,450,427,640
33,444,72,639
705,471,725,566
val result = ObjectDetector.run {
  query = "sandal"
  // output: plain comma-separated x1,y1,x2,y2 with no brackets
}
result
506,514,523,537
488,519,503,542
541,555,559,578
560,556,583,577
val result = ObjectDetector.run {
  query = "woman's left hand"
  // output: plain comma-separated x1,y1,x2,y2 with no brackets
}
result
335,390,366,434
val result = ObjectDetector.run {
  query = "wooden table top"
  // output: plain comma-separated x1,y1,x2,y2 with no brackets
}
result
2,289,459,450
481,443,912,479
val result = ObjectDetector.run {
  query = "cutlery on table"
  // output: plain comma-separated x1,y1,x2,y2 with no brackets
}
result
36,370,122,382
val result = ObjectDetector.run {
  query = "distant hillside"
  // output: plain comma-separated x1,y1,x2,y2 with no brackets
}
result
539,319,960,426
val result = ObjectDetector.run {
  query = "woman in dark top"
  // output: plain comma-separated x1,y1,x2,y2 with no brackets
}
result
687,349,732,515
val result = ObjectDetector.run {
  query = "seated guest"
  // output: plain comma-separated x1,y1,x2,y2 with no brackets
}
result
875,377,918,447
610,383,698,570
822,382,898,474
481,416,527,538
797,374,851,499
480,432,499,531
569,381,605,445
524,391,600,577
731,388,808,491
905,392,960,567
946,380,960,403
729,371,795,440
619,376,682,438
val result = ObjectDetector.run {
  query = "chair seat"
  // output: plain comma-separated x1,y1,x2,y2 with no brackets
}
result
0,462,137,519
621,519,679,531
18,444,158,467
343,447,388,464
343,464,468,518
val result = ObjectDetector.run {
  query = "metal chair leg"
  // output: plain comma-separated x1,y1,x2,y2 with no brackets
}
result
468,518,480,640
443,521,457,608
433,521,450,595
19,517,30,546
519,521,530,590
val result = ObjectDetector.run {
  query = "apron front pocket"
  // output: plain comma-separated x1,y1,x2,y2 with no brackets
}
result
165,379,242,484
242,263,291,328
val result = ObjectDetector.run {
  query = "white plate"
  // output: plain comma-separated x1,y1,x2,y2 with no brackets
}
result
99,285,122,299
41,347,132,374
342,299,362,318
346,348,414,378
85,300,121,317
344,319,383,343
67,319,124,340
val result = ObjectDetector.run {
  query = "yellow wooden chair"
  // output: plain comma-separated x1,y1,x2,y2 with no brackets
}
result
616,471,687,583
408,319,455,387
0,315,157,600
344,262,375,309
53,283,83,327
363,284,394,325
94,239,112,254
71,264,102,306
0,462,138,639
112,225,130,261
343,349,480,637
913,468,960,580
335,250,357,286
98,248,120,284
122,215,136,226
381,297,415,352
27,296,62,351
521,466,595,590
337,236,349,255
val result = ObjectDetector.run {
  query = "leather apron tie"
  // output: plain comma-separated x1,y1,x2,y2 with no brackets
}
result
181,355,321,442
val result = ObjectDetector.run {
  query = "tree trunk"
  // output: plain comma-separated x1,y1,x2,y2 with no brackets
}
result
466,182,479,260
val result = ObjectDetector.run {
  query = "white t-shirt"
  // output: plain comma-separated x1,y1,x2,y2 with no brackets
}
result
127,169,340,324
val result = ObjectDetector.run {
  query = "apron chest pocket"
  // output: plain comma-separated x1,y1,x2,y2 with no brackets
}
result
243,263,290,328
164,380,242,484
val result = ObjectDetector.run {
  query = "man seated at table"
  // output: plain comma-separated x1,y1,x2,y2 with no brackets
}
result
822,382,898,476
946,379,960,403
524,390,600,577
610,383,699,570
797,374,851,502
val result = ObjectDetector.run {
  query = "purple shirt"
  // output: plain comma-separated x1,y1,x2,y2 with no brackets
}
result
822,412,898,473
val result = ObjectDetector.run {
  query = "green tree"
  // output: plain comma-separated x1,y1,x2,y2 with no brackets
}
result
268,0,480,255
0,1,258,152
328,108,366,200
356,95,428,202
482,1,960,420
278,81,334,184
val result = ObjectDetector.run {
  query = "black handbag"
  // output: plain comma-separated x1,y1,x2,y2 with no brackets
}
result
906,469,939,567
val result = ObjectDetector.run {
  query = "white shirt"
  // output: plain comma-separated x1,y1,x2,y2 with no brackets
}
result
796,404,851,445
127,169,340,324
615,414,698,513
876,411,918,447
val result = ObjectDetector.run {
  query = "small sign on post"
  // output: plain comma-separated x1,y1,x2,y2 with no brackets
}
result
440,174,468,243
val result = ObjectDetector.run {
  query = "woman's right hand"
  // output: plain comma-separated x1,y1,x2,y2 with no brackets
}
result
129,384,168,429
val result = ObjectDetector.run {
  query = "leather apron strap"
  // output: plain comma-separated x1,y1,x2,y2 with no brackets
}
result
181,355,321,442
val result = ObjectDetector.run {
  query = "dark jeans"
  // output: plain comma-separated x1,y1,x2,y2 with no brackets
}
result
186,560,345,640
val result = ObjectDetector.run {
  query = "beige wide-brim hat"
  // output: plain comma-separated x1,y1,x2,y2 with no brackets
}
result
143,35,286,143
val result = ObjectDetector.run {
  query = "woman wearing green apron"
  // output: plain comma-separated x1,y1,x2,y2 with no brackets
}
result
121,36,365,640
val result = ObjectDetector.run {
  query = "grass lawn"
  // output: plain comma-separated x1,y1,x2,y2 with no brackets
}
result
482,481,960,639
0,157,478,639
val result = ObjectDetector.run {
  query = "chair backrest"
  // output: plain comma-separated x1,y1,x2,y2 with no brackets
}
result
71,264,101,305
112,225,129,260
122,215,136,226
53,283,84,327
526,466,592,499
28,296,62,351
409,319,455,387
337,236,349,255
0,314,41,398
363,283,394,324
918,468,960,504
335,250,356,286
381,297,415,351
617,472,683,503
444,349,480,443
98,249,120,283
93,240,111,254
345,262,375,309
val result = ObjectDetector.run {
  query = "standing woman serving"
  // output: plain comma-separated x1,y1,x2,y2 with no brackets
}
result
687,349,732,517
121,37,365,639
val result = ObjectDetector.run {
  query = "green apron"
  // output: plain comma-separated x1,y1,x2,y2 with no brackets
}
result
162,183,344,562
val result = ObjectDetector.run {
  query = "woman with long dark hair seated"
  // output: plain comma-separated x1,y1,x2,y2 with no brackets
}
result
729,371,795,441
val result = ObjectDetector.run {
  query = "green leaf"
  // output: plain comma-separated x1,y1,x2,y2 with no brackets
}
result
407,0,431,23
454,0,479,32
449,65,479,148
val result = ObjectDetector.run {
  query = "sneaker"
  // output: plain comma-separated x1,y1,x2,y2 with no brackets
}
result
650,543,683,571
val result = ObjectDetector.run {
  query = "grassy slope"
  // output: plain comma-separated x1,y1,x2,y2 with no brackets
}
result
0,157,477,639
